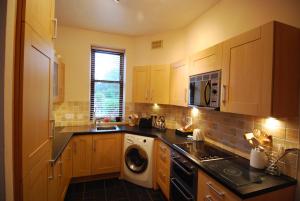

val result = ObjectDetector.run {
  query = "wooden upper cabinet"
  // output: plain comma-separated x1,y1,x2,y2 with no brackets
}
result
53,59,65,103
132,65,170,104
189,44,222,76
221,21,300,117
91,134,122,175
150,64,170,104
133,66,150,103
72,136,93,177
25,0,56,44
170,59,188,107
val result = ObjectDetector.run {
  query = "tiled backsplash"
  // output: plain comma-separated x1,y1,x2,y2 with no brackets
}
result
54,101,299,178
53,101,90,127
126,102,300,179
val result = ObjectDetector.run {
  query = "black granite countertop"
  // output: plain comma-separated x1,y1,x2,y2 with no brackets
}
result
53,125,297,199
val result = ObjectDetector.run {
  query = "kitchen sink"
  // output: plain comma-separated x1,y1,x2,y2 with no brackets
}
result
96,125,119,131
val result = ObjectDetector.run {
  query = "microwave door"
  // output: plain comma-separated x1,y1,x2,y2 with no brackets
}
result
200,80,211,107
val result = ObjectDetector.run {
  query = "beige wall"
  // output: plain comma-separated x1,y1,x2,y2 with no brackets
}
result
54,26,135,102
4,0,16,200
134,0,300,65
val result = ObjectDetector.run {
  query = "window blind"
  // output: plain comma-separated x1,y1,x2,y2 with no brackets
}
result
90,48,124,120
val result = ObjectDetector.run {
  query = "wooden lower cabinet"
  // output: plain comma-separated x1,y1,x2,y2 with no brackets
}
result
92,134,122,175
58,143,73,201
197,170,296,201
72,135,93,177
156,140,171,200
72,134,122,177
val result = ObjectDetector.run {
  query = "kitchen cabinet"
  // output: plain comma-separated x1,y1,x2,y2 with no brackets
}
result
53,58,65,103
221,21,300,117
189,44,222,76
72,135,93,177
72,134,122,177
133,65,170,104
197,170,295,201
133,66,150,103
22,23,54,201
150,65,170,104
47,160,59,201
170,59,188,107
25,0,56,44
58,143,72,201
156,140,171,200
92,134,122,175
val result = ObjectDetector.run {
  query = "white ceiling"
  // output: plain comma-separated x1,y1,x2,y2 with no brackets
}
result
55,0,220,36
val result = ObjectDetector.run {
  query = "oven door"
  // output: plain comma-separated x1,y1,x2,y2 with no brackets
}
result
171,158,196,193
170,178,194,201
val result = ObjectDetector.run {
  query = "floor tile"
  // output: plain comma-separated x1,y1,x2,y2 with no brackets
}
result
64,178,167,201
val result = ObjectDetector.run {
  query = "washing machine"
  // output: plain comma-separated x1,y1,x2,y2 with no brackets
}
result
123,133,154,188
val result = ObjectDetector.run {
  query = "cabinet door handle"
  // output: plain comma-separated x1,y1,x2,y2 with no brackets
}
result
52,18,58,39
205,195,214,201
221,85,227,103
207,182,225,197
151,90,154,101
184,88,187,104
49,120,55,139
145,91,148,100
48,160,54,180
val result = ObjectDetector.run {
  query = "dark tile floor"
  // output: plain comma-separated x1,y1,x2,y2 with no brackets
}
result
65,178,167,201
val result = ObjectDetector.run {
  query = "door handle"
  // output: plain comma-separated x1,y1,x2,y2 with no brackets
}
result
204,80,211,106
221,85,227,103
52,18,58,39
207,182,225,197
48,160,54,180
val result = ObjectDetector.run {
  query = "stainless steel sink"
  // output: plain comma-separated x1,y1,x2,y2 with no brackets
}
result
96,125,118,131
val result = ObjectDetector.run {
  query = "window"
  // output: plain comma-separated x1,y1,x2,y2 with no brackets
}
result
90,47,125,121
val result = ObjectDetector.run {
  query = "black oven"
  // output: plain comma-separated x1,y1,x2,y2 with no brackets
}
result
170,150,197,201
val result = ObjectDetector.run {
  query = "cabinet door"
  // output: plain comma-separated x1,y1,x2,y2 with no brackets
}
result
22,24,53,177
72,136,93,177
170,60,188,107
189,44,222,76
150,65,170,104
48,160,59,201
23,151,51,201
58,143,72,201
221,25,273,116
133,66,150,103
25,0,55,43
156,141,170,200
92,134,122,175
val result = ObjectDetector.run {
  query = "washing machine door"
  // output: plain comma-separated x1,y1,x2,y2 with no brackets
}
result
125,145,148,173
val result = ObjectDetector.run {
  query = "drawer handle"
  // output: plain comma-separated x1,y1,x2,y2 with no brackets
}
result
221,85,227,103
48,160,55,180
207,182,225,197
159,145,167,152
205,195,214,201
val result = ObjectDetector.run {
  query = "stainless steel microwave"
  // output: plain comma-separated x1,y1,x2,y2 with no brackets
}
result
189,70,221,110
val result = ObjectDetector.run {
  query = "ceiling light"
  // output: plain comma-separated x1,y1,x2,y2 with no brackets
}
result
114,0,120,3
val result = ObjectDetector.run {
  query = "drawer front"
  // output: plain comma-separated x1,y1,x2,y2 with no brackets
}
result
157,164,170,199
198,171,240,201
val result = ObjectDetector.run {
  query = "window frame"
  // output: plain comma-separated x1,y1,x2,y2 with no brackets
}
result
90,47,125,120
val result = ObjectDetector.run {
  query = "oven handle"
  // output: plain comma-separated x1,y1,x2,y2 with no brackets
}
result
171,178,193,201
171,158,193,176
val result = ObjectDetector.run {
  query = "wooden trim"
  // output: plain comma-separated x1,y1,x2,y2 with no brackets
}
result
13,0,26,200
91,45,125,53
0,0,8,199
